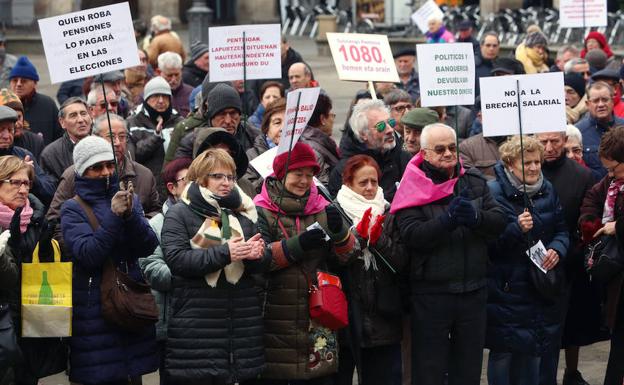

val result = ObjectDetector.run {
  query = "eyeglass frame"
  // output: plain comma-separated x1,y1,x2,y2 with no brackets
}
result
373,118,397,133
0,179,31,189
424,143,458,155
207,173,237,183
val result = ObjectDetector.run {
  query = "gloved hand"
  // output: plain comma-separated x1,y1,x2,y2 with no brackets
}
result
369,214,386,246
7,206,23,249
355,207,373,240
439,196,461,230
326,205,343,234
111,190,133,218
37,221,56,262
282,229,327,263
455,198,479,228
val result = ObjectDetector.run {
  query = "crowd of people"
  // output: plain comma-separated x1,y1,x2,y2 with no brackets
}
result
0,11,623,385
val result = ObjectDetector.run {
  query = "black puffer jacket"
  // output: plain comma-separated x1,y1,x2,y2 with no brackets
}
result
161,196,270,383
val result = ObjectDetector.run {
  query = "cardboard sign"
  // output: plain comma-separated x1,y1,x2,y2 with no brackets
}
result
38,2,138,84
417,43,475,107
327,33,399,83
559,0,607,28
249,146,278,179
277,87,321,155
480,72,566,137
209,24,281,82
411,0,444,34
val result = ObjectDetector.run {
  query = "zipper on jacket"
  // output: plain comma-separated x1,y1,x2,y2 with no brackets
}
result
87,277,93,308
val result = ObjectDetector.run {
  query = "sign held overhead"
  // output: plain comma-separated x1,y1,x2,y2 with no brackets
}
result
209,24,281,82
38,2,139,84
326,33,399,83
480,72,566,137
277,87,321,155
559,0,607,28
411,0,445,34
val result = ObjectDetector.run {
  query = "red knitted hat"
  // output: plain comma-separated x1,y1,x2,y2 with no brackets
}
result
273,142,320,180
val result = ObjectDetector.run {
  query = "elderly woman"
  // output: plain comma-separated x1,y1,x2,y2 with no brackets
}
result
249,81,285,129
425,15,455,43
578,126,624,385
565,124,585,167
485,136,569,385
515,31,549,74
60,136,159,385
161,148,269,384
253,142,356,384
334,154,403,385
245,98,286,193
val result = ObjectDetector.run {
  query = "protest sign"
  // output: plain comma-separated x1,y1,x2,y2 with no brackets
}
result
38,2,138,84
416,43,475,107
327,33,399,83
209,24,281,82
480,72,566,137
411,0,444,34
559,0,607,28
277,87,321,155
249,147,278,178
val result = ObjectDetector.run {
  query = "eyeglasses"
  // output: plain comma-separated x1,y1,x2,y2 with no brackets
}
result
175,175,187,183
606,162,622,174
87,161,116,172
207,173,236,183
588,97,611,105
391,104,413,113
1,179,30,189
98,101,119,108
425,143,457,155
104,134,127,143
374,118,396,132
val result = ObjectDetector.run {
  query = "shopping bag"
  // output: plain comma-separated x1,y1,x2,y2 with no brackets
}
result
21,239,72,337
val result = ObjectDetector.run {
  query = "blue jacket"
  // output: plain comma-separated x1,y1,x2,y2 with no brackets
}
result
60,174,159,384
485,163,569,355
248,103,265,129
575,113,624,181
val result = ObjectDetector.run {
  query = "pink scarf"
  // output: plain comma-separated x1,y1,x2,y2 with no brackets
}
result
0,199,34,234
602,179,624,224
254,178,329,215
390,152,465,214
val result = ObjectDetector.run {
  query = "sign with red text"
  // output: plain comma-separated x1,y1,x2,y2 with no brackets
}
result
209,24,281,82
38,2,139,84
277,87,321,155
417,43,475,107
480,72,566,137
326,33,399,83
560,0,607,28
411,0,444,34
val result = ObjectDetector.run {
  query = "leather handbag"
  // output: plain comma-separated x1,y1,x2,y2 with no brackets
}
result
0,303,20,369
73,196,158,332
528,261,566,303
309,271,348,330
584,235,624,283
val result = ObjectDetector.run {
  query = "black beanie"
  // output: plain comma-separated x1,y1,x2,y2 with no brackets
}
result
564,73,586,98
204,83,242,121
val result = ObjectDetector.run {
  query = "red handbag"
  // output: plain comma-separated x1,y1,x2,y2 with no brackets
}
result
308,271,348,330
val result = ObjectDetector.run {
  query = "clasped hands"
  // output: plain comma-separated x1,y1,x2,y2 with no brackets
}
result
228,233,265,262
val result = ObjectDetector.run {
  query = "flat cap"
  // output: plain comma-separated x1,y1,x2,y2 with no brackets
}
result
393,48,416,59
401,108,439,129
591,68,620,82
0,105,18,122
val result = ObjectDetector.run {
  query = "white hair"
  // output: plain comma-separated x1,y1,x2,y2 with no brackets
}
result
92,113,127,135
158,51,182,71
349,99,389,143
150,15,171,33
427,14,443,23
566,124,583,146
86,86,113,106
420,123,456,149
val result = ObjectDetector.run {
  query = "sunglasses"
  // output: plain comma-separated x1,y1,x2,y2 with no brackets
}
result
426,143,457,155
88,161,116,172
99,101,119,108
374,118,396,132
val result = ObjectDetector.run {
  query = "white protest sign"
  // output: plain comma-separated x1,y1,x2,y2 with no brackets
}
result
277,87,321,155
326,33,399,83
249,146,278,179
559,0,607,28
38,2,138,84
411,0,444,34
527,240,548,274
209,24,281,82
480,72,566,137
417,43,475,107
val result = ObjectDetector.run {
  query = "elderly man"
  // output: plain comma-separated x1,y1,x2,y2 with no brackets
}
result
0,33,17,89
9,56,62,145
456,20,479,56
475,32,500,95
553,45,580,72
95,71,131,117
330,99,411,201
384,89,413,137
288,62,317,90
182,41,210,87
147,15,185,68
394,49,419,102
0,105,54,204
591,68,624,118
392,123,505,385
47,113,160,229
40,97,92,184
401,107,439,155
576,81,624,180
156,51,194,117
0,88,44,160
86,86,119,119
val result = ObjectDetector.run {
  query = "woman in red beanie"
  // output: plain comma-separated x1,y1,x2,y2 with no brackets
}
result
580,31,614,59
252,142,356,384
